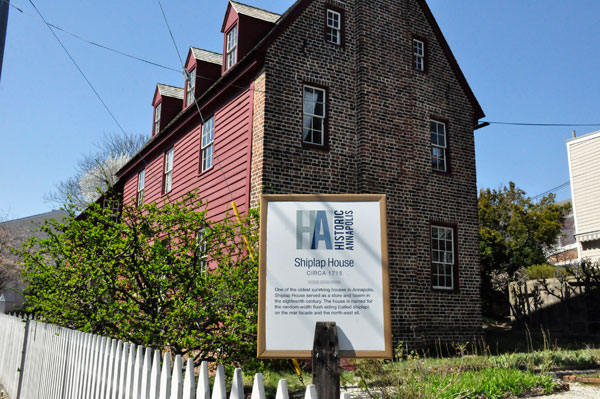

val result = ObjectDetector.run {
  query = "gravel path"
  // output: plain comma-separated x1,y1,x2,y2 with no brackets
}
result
533,383,600,399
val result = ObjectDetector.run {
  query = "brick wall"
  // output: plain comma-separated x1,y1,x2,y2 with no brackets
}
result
255,0,482,348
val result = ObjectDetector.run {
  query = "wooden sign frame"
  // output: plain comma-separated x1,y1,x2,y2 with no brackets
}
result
257,194,392,359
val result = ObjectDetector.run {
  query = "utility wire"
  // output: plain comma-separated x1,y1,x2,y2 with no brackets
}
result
155,0,185,67
3,0,179,73
532,180,570,200
27,0,127,136
484,121,600,128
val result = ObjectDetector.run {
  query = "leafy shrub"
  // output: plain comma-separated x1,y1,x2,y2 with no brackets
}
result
525,264,570,280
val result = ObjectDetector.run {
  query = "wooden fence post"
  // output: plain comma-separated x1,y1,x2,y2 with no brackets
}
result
312,322,340,399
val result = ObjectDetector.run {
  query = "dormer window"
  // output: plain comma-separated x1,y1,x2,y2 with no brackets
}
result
186,69,196,106
154,103,161,134
226,25,238,70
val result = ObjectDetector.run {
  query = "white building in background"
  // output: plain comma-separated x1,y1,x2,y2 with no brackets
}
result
0,210,67,313
567,130,600,263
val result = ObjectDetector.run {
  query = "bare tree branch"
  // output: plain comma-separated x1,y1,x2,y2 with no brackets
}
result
45,132,148,212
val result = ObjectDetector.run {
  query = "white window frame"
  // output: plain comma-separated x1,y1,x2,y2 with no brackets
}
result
164,148,174,194
186,69,196,106
413,38,425,71
302,85,326,146
431,225,455,290
154,103,161,134
201,116,215,172
226,25,238,70
196,229,209,274
326,9,341,45
137,169,145,207
430,120,447,172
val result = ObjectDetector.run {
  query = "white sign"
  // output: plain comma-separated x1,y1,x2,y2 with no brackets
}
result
257,194,391,359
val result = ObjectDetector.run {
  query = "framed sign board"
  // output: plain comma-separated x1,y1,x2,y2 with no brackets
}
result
257,194,392,359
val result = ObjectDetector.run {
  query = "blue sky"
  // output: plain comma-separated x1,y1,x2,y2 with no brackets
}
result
1,0,599,220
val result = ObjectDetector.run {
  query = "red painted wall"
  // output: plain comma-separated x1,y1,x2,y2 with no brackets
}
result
124,88,254,222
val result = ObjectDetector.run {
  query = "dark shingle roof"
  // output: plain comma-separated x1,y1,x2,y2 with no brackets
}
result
157,84,184,100
230,0,280,23
1,210,68,245
190,47,222,65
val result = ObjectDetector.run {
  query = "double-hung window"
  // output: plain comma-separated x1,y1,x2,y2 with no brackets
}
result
196,229,209,274
431,225,456,290
164,148,174,194
186,69,196,106
326,9,342,45
413,38,425,71
430,120,447,172
201,116,214,172
154,103,161,135
137,169,145,207
226,25,238,70
302,85,326,147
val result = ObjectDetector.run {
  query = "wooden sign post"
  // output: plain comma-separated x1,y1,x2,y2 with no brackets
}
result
312,322,340,399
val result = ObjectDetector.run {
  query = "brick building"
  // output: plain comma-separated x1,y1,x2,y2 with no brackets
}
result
116,0,485,347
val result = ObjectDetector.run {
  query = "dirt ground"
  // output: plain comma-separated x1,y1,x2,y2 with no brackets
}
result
538,383,600,399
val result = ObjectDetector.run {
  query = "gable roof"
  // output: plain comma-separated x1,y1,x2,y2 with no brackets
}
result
157,83,184,100
190,47,222,66
118,0,484,179
416,0,484,121
230,0,280,23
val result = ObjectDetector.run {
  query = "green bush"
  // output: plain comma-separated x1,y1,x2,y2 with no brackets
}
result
525,264,569,280
16,191,261,371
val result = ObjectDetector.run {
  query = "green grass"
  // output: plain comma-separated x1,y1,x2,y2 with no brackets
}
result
236,348,600,399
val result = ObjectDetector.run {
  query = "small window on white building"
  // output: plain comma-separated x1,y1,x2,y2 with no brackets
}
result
431,225,456,290
137,169,145,207
164,148,174,194
226,25,238,70
430,120,447,172
186,69,196,106
154,103,162,135
413,38,425,71
326,9,342,45
303,85,326,147
201,116,215,172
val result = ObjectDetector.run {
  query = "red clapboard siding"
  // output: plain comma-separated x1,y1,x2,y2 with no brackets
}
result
123,89,253,222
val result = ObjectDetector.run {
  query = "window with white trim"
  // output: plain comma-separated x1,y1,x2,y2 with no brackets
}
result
226,25,238,70
137,169,145,207
154,103,161,135
431,225,455,290
413,38,425,71
201,116,214,172
326,9,341,45
302,85,326,146
196,229,209,274
430,120,447,172
186,69,196,106
164,148,174,194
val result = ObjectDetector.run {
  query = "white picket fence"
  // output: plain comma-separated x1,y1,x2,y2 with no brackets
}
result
0,313,318,399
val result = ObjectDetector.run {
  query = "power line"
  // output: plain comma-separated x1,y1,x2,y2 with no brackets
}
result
532,180,570,200
484,121,600,128
3,0,180,73
155,0,185,67
27,0,127,136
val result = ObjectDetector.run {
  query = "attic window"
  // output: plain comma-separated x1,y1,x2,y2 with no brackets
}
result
326,9,342,45
186,69,196,106
226,25,238,70
413,38,425,71
154,103,161,135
